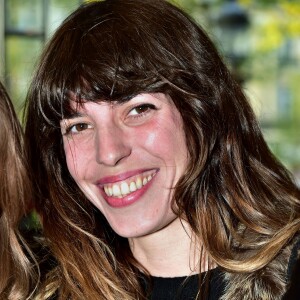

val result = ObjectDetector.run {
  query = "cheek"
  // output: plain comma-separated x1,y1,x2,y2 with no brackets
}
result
143,130,159,148
63,139,88,180
134,119,187,161
63,141,77,177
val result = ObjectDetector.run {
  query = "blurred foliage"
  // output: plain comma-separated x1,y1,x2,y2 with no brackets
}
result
6,37,42,115
5,0,43,32
239,0,300,53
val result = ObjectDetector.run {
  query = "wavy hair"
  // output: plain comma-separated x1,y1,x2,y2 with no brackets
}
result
0,81,38,299
24,0,300,299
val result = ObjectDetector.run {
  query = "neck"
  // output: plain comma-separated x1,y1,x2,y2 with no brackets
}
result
129,218,212,277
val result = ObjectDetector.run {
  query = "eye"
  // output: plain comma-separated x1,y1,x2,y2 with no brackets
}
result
65,123,92,135
128,103,156,117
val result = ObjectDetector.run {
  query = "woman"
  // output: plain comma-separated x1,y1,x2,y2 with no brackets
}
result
24,0,300,299
0,81,38,299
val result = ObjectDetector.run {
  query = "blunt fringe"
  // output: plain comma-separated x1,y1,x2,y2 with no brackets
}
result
24,0,300,299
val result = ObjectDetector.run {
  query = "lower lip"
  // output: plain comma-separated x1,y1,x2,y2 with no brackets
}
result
99,174,157,208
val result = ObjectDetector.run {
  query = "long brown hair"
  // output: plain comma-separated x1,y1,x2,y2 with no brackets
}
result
24,0,300,299
0,81,37,299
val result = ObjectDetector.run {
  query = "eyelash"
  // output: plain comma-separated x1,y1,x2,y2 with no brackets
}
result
64,123,91,135
128,103,157,118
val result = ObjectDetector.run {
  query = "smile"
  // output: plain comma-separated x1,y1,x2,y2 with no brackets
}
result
100,170,157,199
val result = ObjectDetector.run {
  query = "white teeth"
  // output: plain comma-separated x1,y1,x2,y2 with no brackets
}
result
112,185,121,197
129,182,137,192
104,186,109,195
136,177,142,189
102,171,156,198
120,182,130,195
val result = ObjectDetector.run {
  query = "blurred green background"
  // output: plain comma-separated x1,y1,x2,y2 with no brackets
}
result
0,0,299,184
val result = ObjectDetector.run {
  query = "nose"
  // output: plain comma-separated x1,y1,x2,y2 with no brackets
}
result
95,125,131,166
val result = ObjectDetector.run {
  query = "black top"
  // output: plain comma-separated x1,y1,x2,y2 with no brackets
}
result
149,268,224,300
282,237,300,300
149,236,300,300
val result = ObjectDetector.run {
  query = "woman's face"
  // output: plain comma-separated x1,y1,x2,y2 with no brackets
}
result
61,93,188,238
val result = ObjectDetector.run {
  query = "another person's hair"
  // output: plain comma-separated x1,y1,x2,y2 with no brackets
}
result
24,0,300,299
0,81,37,299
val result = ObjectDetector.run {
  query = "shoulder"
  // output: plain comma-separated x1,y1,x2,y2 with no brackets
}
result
283,235,300,299
220,234,300,300
286,234,300,280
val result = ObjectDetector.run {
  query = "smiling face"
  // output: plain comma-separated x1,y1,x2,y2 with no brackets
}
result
61,93,188,238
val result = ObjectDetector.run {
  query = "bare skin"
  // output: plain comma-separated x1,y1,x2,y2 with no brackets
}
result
130,217,212,277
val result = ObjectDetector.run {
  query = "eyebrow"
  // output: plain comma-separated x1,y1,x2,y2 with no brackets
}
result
61,111,86,120
60,95,139,120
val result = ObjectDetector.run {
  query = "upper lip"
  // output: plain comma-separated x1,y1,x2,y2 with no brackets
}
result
95,168,158,185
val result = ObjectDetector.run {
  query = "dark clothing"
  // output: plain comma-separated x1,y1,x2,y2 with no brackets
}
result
282,237,300,299
148,239,300,300
149,268,224,300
